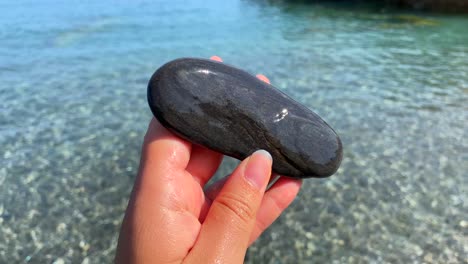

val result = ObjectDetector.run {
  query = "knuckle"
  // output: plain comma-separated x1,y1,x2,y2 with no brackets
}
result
214,192,256,225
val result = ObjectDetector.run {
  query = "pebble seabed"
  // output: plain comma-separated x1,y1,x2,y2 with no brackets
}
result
0,1,467,263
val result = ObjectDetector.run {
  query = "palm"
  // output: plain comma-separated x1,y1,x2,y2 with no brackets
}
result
131,120,225,261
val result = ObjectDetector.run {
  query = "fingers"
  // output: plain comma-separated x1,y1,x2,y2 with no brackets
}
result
139,118,191,181
186,150,273,263
116,118,200,263
186,145,223,186
204,172,276,202
198,174,229,222
211,56,270,85
210,55,223,62
256,74,270,84
133,119,202,219
249,177,302,245
204,174,230,201
204,175,302,246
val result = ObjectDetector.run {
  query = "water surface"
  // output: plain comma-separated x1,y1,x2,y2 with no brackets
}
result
0,0,467,263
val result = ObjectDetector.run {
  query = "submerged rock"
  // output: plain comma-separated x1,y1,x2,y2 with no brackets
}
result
147,58,343,178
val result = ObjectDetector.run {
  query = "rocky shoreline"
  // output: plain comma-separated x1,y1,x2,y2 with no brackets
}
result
283,0,468,12
386,0,468,12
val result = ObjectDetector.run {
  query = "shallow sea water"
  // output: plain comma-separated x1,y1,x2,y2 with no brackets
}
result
1,0,467,263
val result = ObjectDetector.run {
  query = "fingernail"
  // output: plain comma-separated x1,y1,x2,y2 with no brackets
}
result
244,150,272,189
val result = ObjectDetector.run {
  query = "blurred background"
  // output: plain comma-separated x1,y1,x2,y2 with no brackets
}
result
0,0,467,263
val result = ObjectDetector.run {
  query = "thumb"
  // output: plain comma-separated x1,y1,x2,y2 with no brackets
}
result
185,150,272,264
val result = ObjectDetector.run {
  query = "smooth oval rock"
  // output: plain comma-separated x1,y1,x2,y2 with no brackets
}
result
147,58,343,178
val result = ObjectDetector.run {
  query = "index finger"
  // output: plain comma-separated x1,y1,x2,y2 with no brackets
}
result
140,118,192,176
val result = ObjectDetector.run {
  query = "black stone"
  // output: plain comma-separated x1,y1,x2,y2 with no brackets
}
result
147,58,342,178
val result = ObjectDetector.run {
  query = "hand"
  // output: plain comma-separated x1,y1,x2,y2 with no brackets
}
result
115,56,302,264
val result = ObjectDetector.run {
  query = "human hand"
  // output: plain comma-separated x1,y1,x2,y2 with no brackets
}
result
115,56,302,264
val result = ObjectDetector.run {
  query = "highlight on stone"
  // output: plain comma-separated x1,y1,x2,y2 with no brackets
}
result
147,58,343,178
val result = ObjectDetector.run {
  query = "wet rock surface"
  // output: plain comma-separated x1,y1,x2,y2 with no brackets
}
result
148,58,343,178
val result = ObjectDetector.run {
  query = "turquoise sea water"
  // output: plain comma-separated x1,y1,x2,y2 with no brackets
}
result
1,0,467,263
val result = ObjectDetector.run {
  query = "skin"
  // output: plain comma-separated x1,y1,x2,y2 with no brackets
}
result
115,56,302,264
